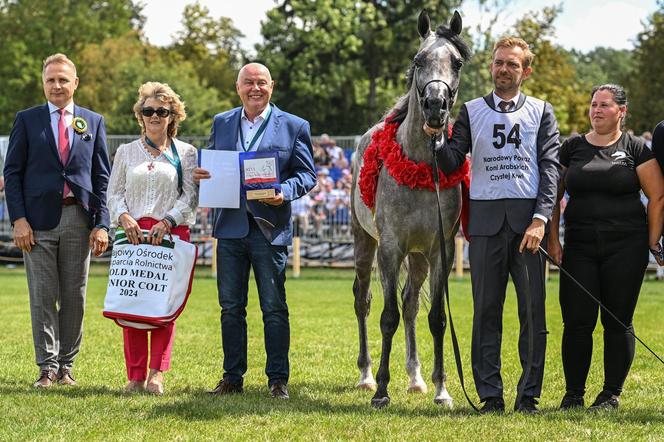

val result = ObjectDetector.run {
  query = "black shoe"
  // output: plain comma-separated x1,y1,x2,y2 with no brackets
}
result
559,393,584,410
208,378,243,395
589,390,619,411
514,396,539,414
270,383,289,399
479,397,505,414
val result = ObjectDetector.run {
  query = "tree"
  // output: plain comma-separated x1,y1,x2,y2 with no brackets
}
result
512,6,588,134
76,32,224,138
0,0,144,132
168,1,246,109
626,1,664,133
568,47,633,89
257,0,462,135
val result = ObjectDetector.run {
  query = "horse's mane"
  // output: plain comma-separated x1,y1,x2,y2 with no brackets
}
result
386,24,472,125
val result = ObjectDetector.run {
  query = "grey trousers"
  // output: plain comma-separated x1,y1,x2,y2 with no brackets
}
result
469,223,548,401
23,205,91,371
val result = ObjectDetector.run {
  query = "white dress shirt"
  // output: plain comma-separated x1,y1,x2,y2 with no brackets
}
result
236,105,271,152
492,91,521,111
107,139,199,228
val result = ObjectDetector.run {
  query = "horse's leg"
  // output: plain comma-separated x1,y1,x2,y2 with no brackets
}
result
352,221,378,391
402,252,429,393
371,241,404,408
427,238,455,408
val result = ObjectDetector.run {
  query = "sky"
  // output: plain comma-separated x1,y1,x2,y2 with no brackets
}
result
142,0,658,53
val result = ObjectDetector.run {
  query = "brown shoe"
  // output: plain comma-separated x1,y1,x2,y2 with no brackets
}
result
33,369,57,388
125,380,146,393
270,383,289,399
146,370,164,395
208,378,243,395
57,368,76,386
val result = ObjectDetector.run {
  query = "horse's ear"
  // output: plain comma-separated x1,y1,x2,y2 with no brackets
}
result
450,10,462,35
418,10,431,39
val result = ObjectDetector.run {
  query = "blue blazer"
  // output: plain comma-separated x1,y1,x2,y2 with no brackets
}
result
3,103,111,230
209,104,316,246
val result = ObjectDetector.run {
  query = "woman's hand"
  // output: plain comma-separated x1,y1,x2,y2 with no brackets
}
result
547,236,563,266
119,213,143,245
650,242,664,266
147,220,171,246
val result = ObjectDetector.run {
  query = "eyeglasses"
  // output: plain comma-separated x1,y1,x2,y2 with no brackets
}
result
141,107,171,118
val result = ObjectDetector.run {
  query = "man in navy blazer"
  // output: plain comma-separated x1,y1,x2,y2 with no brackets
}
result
3,53,110,388
195,63,316,399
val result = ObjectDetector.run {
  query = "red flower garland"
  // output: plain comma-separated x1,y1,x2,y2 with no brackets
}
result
359,119,470,210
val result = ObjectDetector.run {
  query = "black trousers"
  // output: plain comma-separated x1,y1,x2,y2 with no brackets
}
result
469,223,548,401
560,228,648,396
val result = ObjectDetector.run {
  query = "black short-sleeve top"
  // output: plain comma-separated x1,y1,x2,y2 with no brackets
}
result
560,132,653,232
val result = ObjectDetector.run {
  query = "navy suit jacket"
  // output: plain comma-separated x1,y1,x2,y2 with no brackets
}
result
208,104,316,246
3,103,111,230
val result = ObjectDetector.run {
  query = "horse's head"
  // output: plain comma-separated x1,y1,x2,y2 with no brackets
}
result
411,10,470,129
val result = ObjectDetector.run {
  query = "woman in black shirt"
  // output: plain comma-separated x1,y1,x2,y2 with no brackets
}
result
548,84,664,410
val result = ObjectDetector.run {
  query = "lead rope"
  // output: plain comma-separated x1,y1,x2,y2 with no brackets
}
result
430,133,480,412
539,245,664,365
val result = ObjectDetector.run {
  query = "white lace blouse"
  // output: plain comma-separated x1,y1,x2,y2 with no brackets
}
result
107,138,199,228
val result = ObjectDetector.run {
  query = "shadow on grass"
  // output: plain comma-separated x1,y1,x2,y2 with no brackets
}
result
0,383,127,398
147,381,664,423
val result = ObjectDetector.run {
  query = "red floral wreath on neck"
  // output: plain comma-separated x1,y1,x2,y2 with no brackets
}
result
358,117,470,210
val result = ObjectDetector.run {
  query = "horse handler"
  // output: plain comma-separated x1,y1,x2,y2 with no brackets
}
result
194,63,316,399
431,37,560,414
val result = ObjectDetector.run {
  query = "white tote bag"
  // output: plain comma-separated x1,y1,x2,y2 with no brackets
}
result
103,229,197,328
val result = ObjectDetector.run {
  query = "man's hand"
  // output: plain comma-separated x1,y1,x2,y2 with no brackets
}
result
519,218,546,254
260,193,284,206
193,167,211,185
13,217,35,252
89,228,109,257
423,123,444,137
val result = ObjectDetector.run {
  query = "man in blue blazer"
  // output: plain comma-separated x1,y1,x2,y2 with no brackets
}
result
195,63,316,399
3,53,110,388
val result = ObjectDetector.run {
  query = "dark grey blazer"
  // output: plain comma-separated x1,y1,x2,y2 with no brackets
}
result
437,93,560,236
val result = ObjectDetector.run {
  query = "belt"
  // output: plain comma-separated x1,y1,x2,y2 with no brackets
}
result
62,197,78,206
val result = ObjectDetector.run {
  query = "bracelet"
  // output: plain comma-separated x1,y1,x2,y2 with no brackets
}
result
160,219,172,233
650,243,664,261
164,215,177,228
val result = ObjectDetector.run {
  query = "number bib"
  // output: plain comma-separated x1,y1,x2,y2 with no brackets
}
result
465,95,544,200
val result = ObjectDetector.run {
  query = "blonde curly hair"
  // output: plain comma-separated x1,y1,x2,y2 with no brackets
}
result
133,82,186,138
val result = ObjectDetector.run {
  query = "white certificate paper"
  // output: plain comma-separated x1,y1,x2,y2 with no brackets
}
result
199,150,240,208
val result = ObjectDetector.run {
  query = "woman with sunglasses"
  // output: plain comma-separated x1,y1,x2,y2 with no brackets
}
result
107,82,198,394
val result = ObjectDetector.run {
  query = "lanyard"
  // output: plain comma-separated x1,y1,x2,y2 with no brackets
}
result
144,137,183,194
239,107,272,152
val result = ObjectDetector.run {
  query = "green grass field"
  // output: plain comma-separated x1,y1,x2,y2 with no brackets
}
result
0,265,663,441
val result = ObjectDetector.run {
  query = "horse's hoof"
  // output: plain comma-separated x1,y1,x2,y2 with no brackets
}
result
356,382,377,391
407,383,428,394
371,396,391,408
433,397,454,409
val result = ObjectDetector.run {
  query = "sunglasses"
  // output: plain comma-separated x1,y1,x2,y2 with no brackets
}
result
141,107,172,118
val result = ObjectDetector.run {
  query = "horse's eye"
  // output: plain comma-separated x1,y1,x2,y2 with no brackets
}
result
452,58,463,71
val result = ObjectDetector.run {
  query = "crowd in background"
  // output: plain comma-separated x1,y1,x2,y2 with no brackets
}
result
292,134,354,238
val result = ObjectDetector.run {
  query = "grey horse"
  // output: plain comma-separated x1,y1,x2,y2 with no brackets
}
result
351,10,471,408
